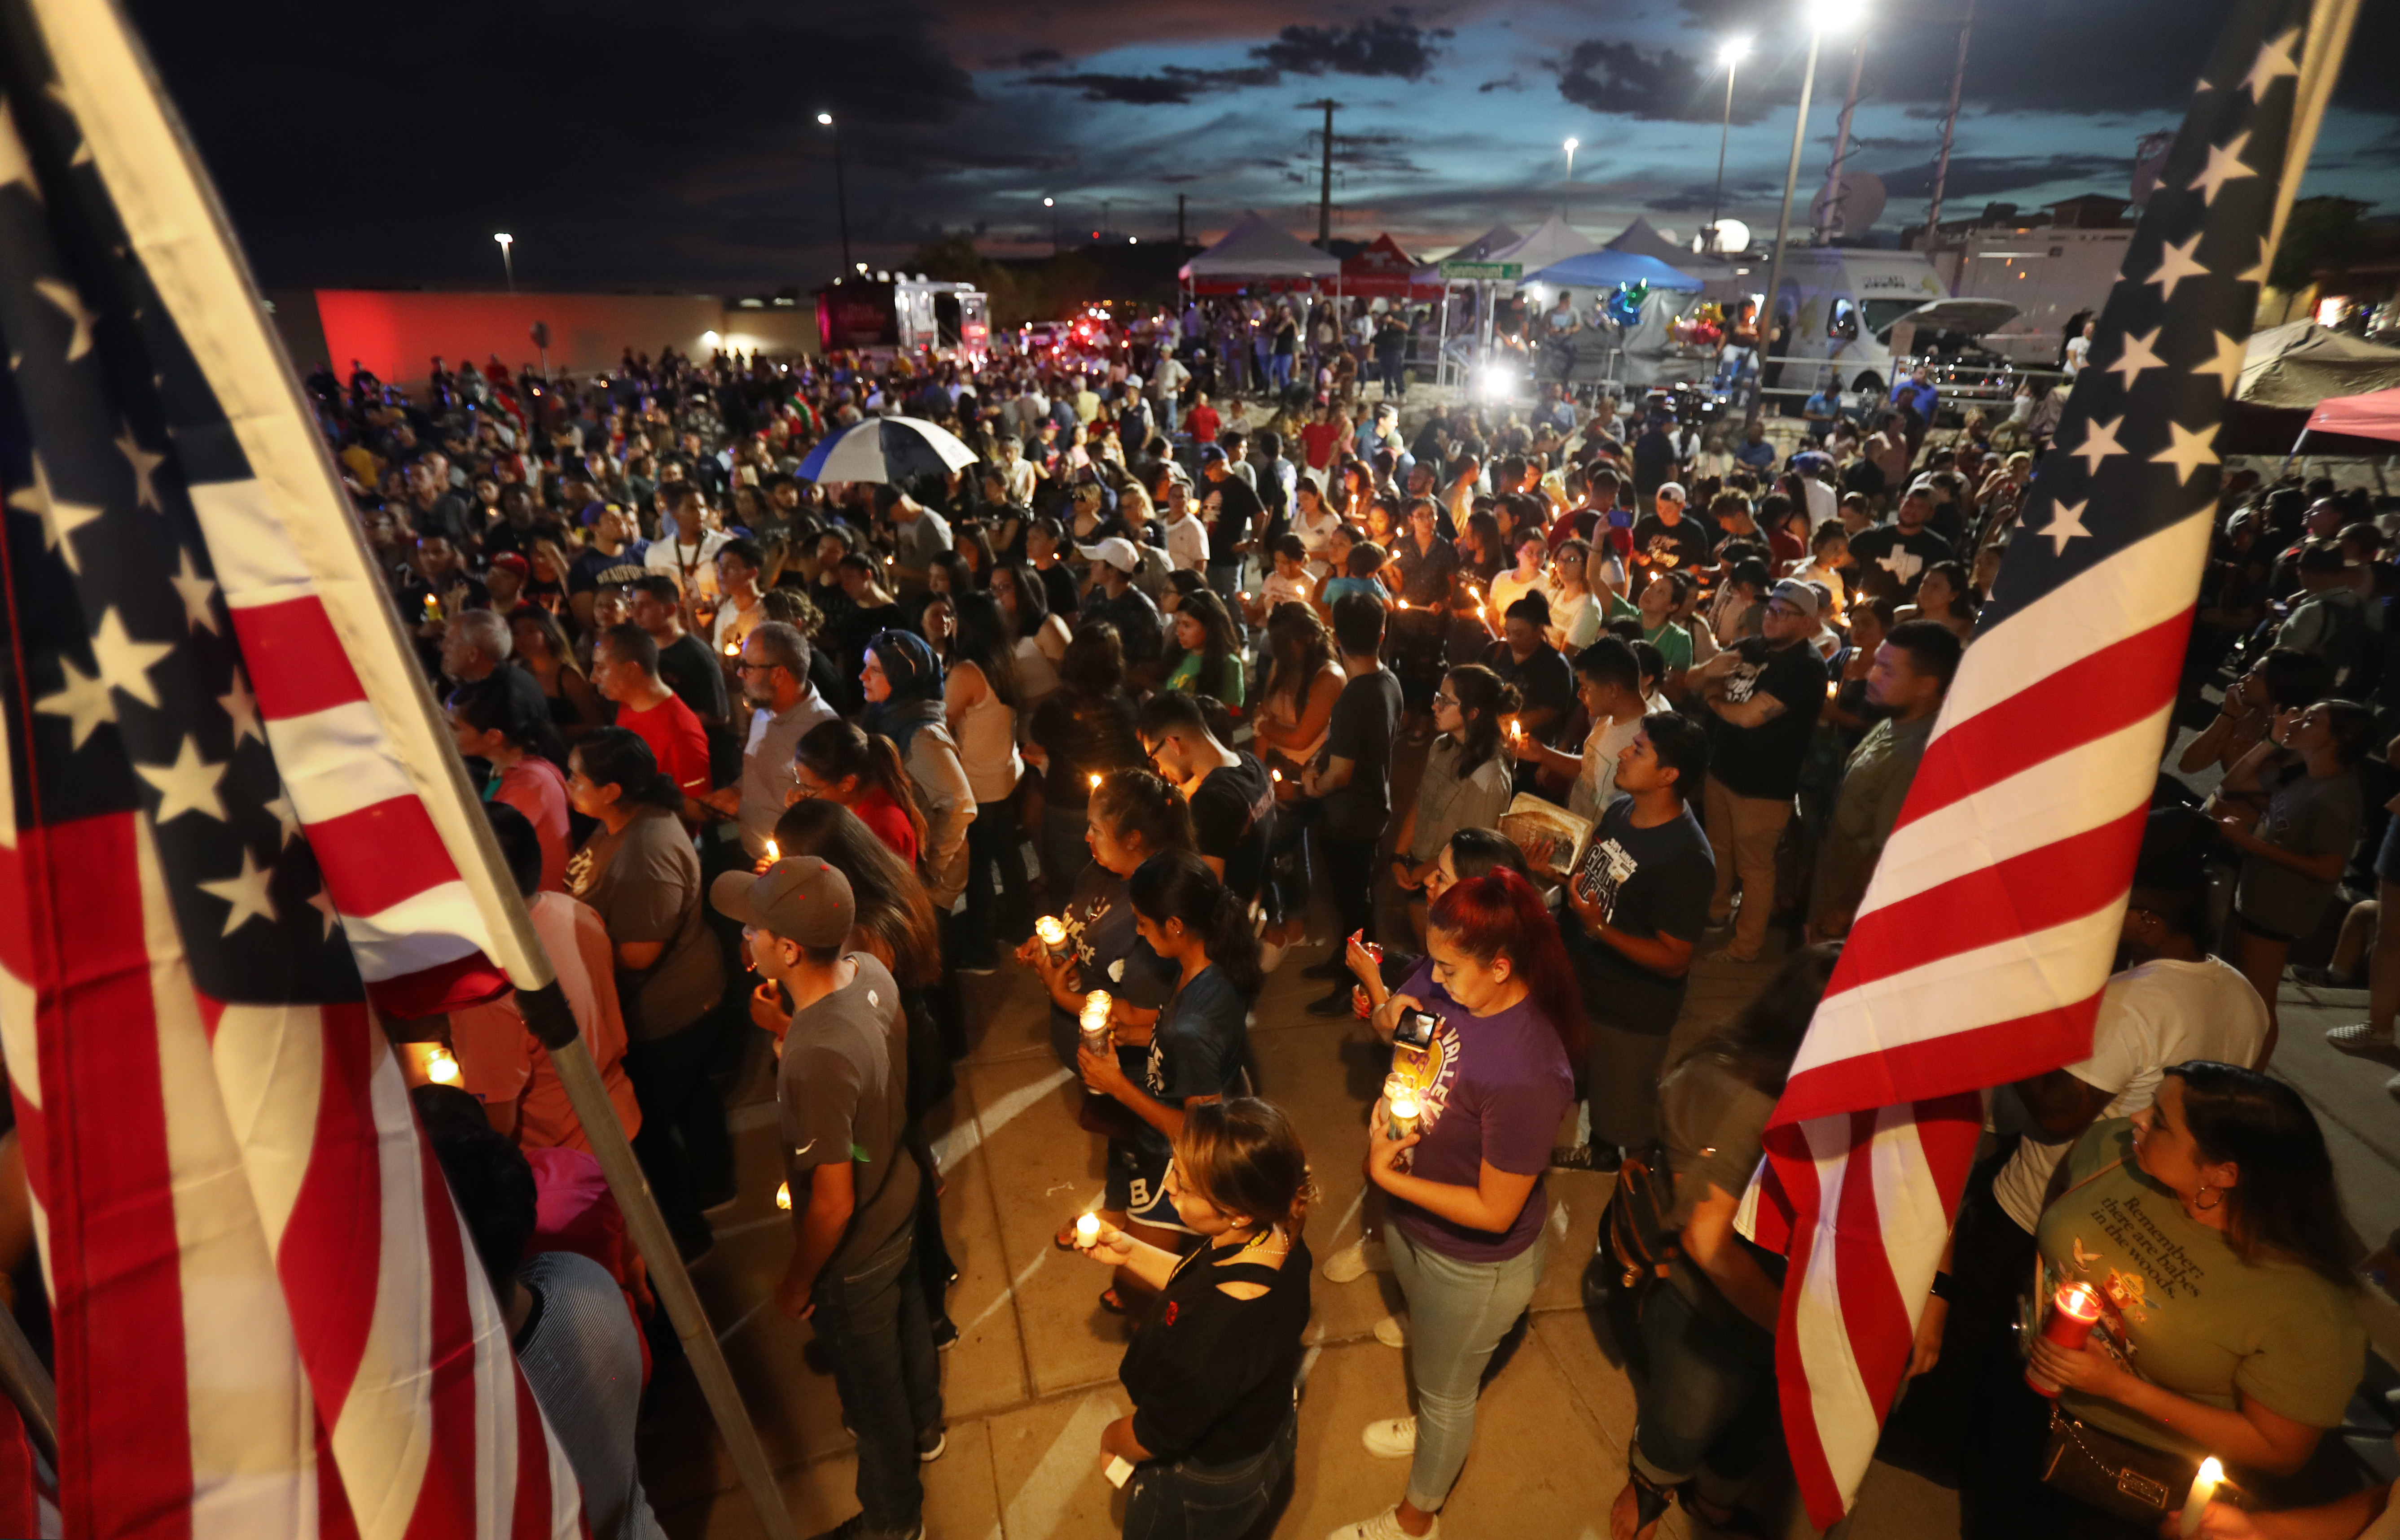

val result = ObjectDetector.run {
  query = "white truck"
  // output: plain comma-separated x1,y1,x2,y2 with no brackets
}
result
1685,246,2017,398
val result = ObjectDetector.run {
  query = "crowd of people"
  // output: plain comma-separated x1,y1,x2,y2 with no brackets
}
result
312,330,2400,1540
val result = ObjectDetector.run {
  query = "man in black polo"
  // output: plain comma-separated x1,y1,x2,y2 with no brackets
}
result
1693,578,1829,962
1138,692,1273,910
1845,487,1953,604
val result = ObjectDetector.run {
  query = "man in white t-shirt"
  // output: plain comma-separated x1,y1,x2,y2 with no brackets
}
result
2063,319,2097,378
1151,351,1190,436
1159,479,1211,573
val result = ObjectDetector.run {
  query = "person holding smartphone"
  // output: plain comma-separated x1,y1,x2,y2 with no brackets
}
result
1553,713,1717,1174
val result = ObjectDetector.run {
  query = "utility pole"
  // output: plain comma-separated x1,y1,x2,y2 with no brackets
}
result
816,113,851,275
1177,194,1187,248
1925,0,1976,271
1300,98,1341,249
1814,37,1866,243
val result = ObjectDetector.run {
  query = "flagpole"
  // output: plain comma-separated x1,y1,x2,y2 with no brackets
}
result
2264,0,2362,264
0,1307,58,1472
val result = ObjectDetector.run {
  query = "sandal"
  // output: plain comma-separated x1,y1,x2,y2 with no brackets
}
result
1610,1468,1675,1540
1054,1220,1087,1251
1097,1286,1136,1316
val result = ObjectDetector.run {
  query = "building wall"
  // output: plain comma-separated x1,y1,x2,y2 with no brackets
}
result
299,291,817,388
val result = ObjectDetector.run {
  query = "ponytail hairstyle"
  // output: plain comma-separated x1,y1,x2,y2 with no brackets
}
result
1427,868,1584,1060
571,726,682,814
1174,1098,1318,1234
451,671,570,771
1090,768,1194,860
1129,848,1264,999
949,590,1021,708
795,719,929,857
1442,664,1520,776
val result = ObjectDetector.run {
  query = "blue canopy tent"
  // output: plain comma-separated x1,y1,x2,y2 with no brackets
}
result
1522,249,1705,291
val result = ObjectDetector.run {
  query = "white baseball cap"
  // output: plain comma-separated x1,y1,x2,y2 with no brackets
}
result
1076,537,1141,574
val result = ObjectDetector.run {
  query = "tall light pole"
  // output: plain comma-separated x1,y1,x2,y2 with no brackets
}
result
816,112,851,277
1562,137,1580,214
1043,196,1057,255
1751,0,1864,426
1707,36,1752,252
493,232,514,292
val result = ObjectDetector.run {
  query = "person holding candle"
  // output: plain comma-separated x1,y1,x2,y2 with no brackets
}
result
1961,1062,2365,1539
1391,667,1519,948
1140,691,1275,915
1066,849,1263,1315
1072,1098,1314,1540
1605,944,1840,1540
791,720,928,870
1331,869,1577,1540
1026,623,1148,899
862,630,977,917
1299,595,1406,1016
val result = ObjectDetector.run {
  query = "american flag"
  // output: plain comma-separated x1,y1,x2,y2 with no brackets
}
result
0,0,583,1534
1744,0,2316,1523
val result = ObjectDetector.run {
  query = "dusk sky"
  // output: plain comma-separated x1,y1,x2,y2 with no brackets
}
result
127,0,2399,293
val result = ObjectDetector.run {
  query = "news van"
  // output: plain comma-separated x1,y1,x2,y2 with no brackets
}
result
1688,247,2016,397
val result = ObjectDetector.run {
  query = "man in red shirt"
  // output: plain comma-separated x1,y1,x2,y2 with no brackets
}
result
1298,402,1343,472
1185,389,1221,450
590,623,712,812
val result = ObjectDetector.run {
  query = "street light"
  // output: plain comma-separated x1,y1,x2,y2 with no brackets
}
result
1707,37,1752,253
1043,196,1057,254
817,112,851,277
493,232,514,292
1750,0,1864,427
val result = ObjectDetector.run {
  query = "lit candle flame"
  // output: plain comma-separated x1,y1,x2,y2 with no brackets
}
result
1088,772,1102,789
2179,1459,2223,1537
776,1181,792,1211
1271,768,1283,782
1035,915,1068,947
1075,1212,1101,1245
724,639,740,656
763,838,779,862
426,1046,461,1086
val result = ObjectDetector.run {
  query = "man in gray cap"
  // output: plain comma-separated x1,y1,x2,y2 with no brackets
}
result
1691,578,1829,962
1075,534,1164,676
711,858,941,1540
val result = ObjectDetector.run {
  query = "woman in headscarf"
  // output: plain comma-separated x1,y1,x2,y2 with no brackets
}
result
863,628,976,914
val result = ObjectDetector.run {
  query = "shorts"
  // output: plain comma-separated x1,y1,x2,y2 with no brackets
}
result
1105,1142,1193,1233
2235,913,2302,946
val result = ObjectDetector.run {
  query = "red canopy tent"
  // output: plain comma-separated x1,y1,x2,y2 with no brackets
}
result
2307,386,2400,443
1340,234,1441,298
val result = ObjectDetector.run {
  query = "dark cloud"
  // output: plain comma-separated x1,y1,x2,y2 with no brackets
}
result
1254,14,1450,80
1022,66,1271,105
1552,40,1764,123
1018,48,1064,66
1478,74,1525,94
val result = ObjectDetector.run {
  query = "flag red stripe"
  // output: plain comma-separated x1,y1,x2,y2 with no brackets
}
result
272,1000,383,1425
1829,807,2149,996
1892,611,2190,832
404,1134,486,1540
226,596,368,720
308,796,466,916
1768,1125,1840,1521
1776,993,2104,1132
29,817,195,1540
509,1370,553,1539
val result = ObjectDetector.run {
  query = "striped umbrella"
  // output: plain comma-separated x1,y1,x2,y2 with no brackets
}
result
796,413,979,484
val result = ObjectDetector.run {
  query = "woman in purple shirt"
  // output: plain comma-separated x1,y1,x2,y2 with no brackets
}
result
1328,870,1580,1540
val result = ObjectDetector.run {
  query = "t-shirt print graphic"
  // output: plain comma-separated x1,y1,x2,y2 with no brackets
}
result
1575,836,1641,922
1723,658,1765,704
1395,1019,1465,1138
1877,546,1926,587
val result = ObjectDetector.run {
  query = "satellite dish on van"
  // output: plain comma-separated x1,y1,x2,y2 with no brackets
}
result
1693,219,1751,255
1809,172,1887,240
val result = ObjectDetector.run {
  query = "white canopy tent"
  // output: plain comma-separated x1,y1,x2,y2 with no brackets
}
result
1410,223,1522,287
1178,211,1341,288
1605,217,1687,264
1487,213,1601,280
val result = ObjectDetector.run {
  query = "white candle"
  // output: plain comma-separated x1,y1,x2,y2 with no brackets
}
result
2178,1458,2222,1537
426,1046,461,1085
1075,1213,1101,1246
1035,916,1068,947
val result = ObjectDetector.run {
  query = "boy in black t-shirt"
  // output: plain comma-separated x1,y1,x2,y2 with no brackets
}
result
1694,579,1829,962
1137,692,1273,908
1558,713,1716,1169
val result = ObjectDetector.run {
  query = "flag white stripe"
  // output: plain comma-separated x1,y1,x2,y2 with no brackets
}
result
209,1002,328,1255
187,480,313,605
1792,907,2123,1078
1855,707,2168,922
338,884,491,983
265,702,425,822
329,1055,438,1540
135,829,316,1538
1790,1116,1877,1491
463,1204,511,1540
1934,512,2211,739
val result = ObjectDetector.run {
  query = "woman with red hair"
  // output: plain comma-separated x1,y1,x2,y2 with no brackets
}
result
1327,869,1580,1540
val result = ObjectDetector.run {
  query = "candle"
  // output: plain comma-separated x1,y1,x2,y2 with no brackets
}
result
2026,1281,2104,1396
1079,990,1114,1055
1074,1212,1101,1247
426,1046,461,1086
1271,768,1283,782
1825,678,1839,699
775,1181,792,1211
1088,772,1103,790
1035,915,1068,947
763,838,779,862
724,639,739,656
1386,1096,1421,1140
2178,1458,2222,1537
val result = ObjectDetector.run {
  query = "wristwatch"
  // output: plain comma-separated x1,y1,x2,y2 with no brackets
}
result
1929,1270,1955,1302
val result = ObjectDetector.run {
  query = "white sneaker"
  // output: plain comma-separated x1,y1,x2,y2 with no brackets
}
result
1360,1417,1418,1460
1373,1312,1410,1348
1325,1236,1391,1283
2328,1022,2397,1054
1325,1504,1437,1540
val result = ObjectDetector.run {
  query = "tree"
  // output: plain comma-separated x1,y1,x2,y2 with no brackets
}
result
2269,196,2370,293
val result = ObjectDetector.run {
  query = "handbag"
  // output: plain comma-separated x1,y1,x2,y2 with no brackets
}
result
2037,1409,2227,1527
1596,1142,1680,1307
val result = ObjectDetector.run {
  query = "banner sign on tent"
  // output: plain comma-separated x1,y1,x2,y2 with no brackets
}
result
1439,261,1521,281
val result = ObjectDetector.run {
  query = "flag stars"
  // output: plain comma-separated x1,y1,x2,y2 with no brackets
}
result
136,736,228,824
31,277,94,361
2150,420,2221,484
2198,330,2246,398
2069,415,2126,476
219,669,265,748
198,848,276,936
34,656,113,748
88,606,175,709
2188,129,2257,206
2242,27,2301,101
8,455,104,574
306,885,340,941
115,424,166,511
168,547,220,634
2146,234,2209,304
2104,326,2167,391
2036,499,2093,557
261,789,302,848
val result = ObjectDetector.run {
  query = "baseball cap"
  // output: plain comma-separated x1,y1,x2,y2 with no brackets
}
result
1076,536,1141,574
1197,444,1228,464
1657,481,1687,504
709,857,854,946
1768,578,1821,618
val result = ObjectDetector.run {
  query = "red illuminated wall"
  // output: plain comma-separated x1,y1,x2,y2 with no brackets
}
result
305,291,816,387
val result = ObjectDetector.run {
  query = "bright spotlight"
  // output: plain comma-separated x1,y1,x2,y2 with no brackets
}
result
1808,0,1866,30
1563,136,1580,153
816,112,834,126
1718,35,1753,66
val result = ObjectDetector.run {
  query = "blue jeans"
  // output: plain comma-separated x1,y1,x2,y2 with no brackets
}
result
811,1230,943,1532
1205,560,1245,637
1386,1217,1551,1513
1123,1407,1298,1540
1626,1269,1780,1503
1269,353,1294,391
1158,395,1180,437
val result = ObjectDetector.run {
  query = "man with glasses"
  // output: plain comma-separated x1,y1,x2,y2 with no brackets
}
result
1137,692,1272,911
1692,580,1829,963
701,622,838,862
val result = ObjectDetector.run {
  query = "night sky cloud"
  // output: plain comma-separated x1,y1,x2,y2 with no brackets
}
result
1255,14,1451,79
1553,41,1750,124
1873,154,2132,201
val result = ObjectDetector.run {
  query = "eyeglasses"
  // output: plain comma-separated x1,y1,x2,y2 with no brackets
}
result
734,661,777,674
1431,692,1460,708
